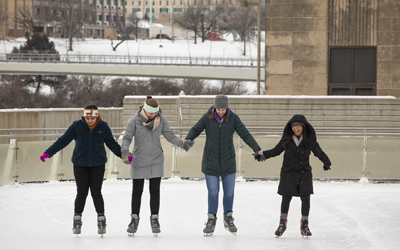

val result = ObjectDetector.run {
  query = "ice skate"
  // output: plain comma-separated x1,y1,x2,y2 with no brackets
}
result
150,214,161,236
223,212,237,235
97,216,106,237
203,213,217,236
275,217,287,237
72,215,82,236
300,219,312,237
127,214,140,236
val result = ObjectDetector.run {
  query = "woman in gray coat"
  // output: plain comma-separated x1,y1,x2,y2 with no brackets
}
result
121,96,191,236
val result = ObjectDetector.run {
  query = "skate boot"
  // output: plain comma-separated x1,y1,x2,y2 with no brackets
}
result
203,213,217,236
150,214,161,236
275,217,287,237
223,212,237,235
127,214,140,236
72,215,82,235
300,219,312,237
97,215,106,236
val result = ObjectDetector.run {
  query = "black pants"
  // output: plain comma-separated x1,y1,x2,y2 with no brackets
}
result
131,177,161,215
280,194,310,216
73,164,105,214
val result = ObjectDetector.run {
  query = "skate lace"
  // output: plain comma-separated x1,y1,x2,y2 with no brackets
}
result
225,216,235,227
205,218,215,228
97,219,106,228
129,218,139,228
151,218,160,229
74,219,82,228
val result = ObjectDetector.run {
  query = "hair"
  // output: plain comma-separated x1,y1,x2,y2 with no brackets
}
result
282,125,311,150
84,104,98,110
144,95,159,108
208,108,229,122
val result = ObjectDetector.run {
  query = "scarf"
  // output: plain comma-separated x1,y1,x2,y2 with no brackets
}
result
139,107,161,131
214,108,231,125
292,134,303,147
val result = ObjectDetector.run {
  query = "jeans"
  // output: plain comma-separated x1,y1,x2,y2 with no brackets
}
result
205,173,236,214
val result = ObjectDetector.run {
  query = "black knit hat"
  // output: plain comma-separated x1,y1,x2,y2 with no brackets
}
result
213,94,229,109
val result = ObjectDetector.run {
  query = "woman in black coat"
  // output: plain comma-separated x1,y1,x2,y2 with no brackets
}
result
255,114,331,237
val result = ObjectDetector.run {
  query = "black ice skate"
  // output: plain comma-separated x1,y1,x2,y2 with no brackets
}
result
72,215,82,236
127,214,140,236
203,213,217,236
300,219,312,237
223,212,237,235
150,214,161,236
275,217,287,237
97,216,106,237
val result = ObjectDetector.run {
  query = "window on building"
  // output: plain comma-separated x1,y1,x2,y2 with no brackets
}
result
132,8,140,13
97,14,102,21
174,8,182,13
97,0,102,4
86,29,93,36
329,47,376,95
34,8,40,15
94,29,101,36
146,8,155,13
160,8,168,13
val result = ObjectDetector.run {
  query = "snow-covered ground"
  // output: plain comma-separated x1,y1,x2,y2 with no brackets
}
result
1,178,399,250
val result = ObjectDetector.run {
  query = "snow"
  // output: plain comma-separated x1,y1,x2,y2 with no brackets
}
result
1,178,400,250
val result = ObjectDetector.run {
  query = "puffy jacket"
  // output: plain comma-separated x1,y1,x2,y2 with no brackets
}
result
263,114,331,196
186,106,261,176
44,118,122,166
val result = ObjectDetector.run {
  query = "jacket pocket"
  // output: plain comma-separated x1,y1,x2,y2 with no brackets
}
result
282,165,292,172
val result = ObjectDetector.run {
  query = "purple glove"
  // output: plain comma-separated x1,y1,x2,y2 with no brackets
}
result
40,153,49,162
128,156,133,163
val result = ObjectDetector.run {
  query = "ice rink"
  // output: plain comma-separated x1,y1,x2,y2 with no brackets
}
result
1,178,399,250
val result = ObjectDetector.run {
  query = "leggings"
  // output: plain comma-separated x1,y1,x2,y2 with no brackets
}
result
280,194,310,216
73,164,105,214
131,177,161,215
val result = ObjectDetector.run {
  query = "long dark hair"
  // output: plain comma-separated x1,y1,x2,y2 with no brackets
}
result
208,108,229,122
282,125,311,150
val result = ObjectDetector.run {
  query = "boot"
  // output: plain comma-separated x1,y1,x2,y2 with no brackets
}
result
127,214,140,235
223,212,237,234
72,215,82,235
300,219,312,237
203,213,217,235
150,214,161,235
275,217,287,237
97,215,106,235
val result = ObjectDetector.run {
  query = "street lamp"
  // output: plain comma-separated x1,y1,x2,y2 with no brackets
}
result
239,0,262,95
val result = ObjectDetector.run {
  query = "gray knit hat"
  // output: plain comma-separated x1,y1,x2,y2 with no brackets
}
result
214,94,229,109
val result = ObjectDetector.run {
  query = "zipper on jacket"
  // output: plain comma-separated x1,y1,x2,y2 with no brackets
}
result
219,121,222,172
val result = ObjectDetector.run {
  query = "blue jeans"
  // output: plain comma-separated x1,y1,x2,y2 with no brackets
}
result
205,173,236,214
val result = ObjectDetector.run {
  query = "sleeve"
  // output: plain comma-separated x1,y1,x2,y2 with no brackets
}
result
262,137,285,159
104,124,122,158
234,115,261,152
311,136,331,166
186,113,207,140
161,117,184,148
121,116,136,152
44,123,76,158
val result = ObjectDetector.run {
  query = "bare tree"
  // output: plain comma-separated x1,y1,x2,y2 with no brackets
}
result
221,0,257,55
48,0,95,51
111,14,139,51
0,0,8,37
13,6,42,34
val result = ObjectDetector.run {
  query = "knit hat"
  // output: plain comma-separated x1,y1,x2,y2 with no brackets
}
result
213,94,229,109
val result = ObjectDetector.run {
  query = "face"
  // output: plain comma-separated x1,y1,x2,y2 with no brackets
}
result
84,117,97,126
144,110,159,119
292,124,303,136
216,108,226,116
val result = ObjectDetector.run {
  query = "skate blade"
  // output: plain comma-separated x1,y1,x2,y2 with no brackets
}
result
302,235,311,238
224,227,237,235
203,233,213,236
128,233,135,237
153,233,159,237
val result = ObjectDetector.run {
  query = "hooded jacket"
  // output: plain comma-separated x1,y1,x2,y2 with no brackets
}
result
44,117,122,167
262,114,331,196
186,106,261,176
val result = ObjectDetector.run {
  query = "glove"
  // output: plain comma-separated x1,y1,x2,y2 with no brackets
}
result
122,151,133,164
323,165,331,171
253,150,265,162
183,139,195,152
40,153,49,162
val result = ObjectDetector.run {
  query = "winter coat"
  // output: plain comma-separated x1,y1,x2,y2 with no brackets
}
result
262,114,331,196
186,106,261,176
44,118,122,167
121,111,185,179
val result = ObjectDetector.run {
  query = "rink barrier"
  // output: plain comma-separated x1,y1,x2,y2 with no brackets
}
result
1,127,400,185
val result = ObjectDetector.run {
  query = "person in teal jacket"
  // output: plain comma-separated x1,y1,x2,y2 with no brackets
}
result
39,105,122,236
185,94,262,235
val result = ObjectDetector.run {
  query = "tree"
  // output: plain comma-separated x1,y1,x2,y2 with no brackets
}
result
13,6,41,35
112,14,139,51
0,0,9,37
221,1,257,55
48,0,95,51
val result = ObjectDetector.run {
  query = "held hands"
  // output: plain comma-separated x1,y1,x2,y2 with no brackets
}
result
40,153,49,162
183,139,195,152
122,151,134,164
323,165,331,171
253,150,265,162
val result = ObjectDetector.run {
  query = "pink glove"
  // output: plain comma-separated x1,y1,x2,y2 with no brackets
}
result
40,153,49,162
128,156,133,163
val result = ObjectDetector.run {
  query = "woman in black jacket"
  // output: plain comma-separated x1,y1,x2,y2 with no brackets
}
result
255,114,331,237
39,105,122,236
